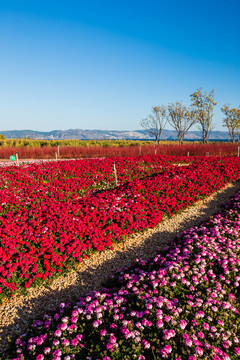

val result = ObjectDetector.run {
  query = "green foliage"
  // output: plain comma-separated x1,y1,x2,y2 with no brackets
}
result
167,101,196,144
190,87,217,144
221,104,240,143
0,139,156,148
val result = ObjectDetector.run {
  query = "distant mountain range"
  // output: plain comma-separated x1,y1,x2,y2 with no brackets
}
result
0,128,231,141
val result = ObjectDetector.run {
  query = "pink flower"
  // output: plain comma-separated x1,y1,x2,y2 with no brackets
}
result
62,339,70,346
179,319,188,329
185,338,193,347
157,319,163,328
211,326,217,333
71,338,78,346
141,340,151,349
163,329,176,339
43,348,51,354
163,315,171,322
161,344,172,357
36,355,44,360
196,347,203,355
100,329,107,336
203,322,210,330
54,329,62,337
60,323,68,330
235,348,240,355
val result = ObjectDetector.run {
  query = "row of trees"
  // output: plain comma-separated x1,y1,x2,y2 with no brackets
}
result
141,88,240,144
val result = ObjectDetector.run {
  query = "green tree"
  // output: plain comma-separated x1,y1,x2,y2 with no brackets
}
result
0,134,6,140
190,88,217,143
141,106,167,144
167,101,196,144
221,104,240,143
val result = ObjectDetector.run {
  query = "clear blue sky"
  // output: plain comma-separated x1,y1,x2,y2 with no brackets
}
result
0,0,239,132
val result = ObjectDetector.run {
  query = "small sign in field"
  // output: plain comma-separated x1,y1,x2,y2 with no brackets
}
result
10,153,19,166
10,155,16,161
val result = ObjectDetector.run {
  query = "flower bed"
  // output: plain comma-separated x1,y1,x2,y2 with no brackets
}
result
0,142,240,159
2,186,240,359
1,156,240,303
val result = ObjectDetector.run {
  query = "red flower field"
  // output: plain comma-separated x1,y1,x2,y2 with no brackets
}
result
0,155,240,303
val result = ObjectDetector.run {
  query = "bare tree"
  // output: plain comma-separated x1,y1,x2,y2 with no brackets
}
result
141,106,167,144
190,88,217,143
221,104,240,143
167,101,196,144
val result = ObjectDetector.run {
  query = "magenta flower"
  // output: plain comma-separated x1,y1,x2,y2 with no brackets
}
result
179,319,188,329
54,329,62,337
36,355,44,360
196,347,203,355
235,348,240,355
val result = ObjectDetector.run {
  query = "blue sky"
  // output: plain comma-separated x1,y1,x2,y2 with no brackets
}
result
0,0,239,132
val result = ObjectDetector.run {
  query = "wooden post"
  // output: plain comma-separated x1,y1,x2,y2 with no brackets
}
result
55,152,58,160
187,152,189,156
57,145,60,156
16,152,19,167
139,146,141,156
113,162,118,186
155,148,157,155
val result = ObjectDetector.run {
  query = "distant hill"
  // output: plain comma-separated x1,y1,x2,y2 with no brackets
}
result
0,128,231,141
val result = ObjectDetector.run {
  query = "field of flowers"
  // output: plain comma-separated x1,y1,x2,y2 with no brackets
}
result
1,155,240,305
2,174,240,359
0,142,240,160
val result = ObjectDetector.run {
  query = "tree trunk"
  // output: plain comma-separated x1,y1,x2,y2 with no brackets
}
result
178,134,183,145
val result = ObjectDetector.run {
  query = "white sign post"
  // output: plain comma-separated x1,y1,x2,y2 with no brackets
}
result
113,162,118,186
16,152,19,167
